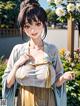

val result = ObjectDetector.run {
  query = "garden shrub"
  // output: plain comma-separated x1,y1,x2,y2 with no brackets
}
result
59,48,80,106
0,56,6,98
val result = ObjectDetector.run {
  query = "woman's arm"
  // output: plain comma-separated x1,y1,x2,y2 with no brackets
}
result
51,46,75,87
6,64,18,88
6,53,30,88
56,71,75,87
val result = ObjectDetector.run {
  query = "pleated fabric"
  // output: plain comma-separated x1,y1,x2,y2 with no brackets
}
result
17,86,56,106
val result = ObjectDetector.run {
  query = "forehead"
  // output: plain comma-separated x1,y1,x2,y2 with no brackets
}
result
25,19,42,25
25,16,42,24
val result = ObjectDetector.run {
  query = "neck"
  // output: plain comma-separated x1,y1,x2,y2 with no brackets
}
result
29,38,44,49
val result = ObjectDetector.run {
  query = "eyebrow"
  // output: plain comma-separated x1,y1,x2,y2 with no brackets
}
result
25,21,41,25
24,21,30,24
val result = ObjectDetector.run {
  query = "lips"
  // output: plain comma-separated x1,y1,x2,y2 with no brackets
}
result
31,33,38,36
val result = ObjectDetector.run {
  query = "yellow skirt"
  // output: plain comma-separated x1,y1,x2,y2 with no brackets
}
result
17,86,56,106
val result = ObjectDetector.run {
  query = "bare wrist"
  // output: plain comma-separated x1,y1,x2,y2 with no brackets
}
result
61,75,67,83
14,62,27,69
13,64,19,70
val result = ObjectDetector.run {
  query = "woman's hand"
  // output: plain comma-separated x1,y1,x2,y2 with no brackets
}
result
14,53,33,68
62,71,75,81
56,71,76,87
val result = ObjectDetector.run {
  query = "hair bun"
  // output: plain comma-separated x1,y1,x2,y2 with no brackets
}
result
20,0,40,10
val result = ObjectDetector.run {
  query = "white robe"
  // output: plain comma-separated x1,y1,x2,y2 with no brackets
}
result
2,41,67,106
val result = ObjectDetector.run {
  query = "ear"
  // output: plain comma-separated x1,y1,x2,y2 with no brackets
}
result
23,27,29,37
23,27,26,32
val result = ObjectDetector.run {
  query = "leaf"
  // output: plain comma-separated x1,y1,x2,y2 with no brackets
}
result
50,2,56,8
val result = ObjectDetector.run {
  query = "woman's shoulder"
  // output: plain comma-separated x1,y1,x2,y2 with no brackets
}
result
45,42,58,53
10,42,29,60
12,42,29,52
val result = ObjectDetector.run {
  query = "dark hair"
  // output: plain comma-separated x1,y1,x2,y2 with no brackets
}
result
18,0,47,40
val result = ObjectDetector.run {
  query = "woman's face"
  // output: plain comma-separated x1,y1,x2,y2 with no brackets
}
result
23,19,44,39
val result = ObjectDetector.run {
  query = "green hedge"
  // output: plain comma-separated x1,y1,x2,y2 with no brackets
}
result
0,61,6,97
60,48,80,106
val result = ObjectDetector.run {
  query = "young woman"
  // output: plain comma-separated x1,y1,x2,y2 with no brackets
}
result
2,0,75,106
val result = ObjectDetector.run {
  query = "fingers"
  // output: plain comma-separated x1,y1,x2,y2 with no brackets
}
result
63,71,76,81
26,54,35,61
70,72,76,80
23,53,30,60
68,72,75,80
23,53,34,61
15,53,30,67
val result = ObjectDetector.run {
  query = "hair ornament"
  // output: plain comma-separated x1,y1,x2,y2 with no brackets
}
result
20,0,40,10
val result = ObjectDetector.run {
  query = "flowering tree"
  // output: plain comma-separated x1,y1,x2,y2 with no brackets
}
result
47,0,80,59
47,0,80,23
47,1,80,105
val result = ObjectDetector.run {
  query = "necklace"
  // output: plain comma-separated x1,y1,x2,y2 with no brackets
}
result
28,40,44,51
28,41,44,63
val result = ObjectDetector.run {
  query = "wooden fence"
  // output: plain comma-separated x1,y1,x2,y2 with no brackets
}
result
0,28,20,37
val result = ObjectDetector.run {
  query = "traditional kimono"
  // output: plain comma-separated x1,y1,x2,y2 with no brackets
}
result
2,41,67,106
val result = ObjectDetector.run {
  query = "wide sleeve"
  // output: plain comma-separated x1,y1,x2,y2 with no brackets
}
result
52,47,67,106
2,45,18,106
53,48,64,81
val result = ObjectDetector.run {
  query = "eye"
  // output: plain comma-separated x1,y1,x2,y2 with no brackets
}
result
24,24,30,29
36,22,41,26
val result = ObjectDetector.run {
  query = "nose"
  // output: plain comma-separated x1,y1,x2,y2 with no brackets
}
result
31,28,36,34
